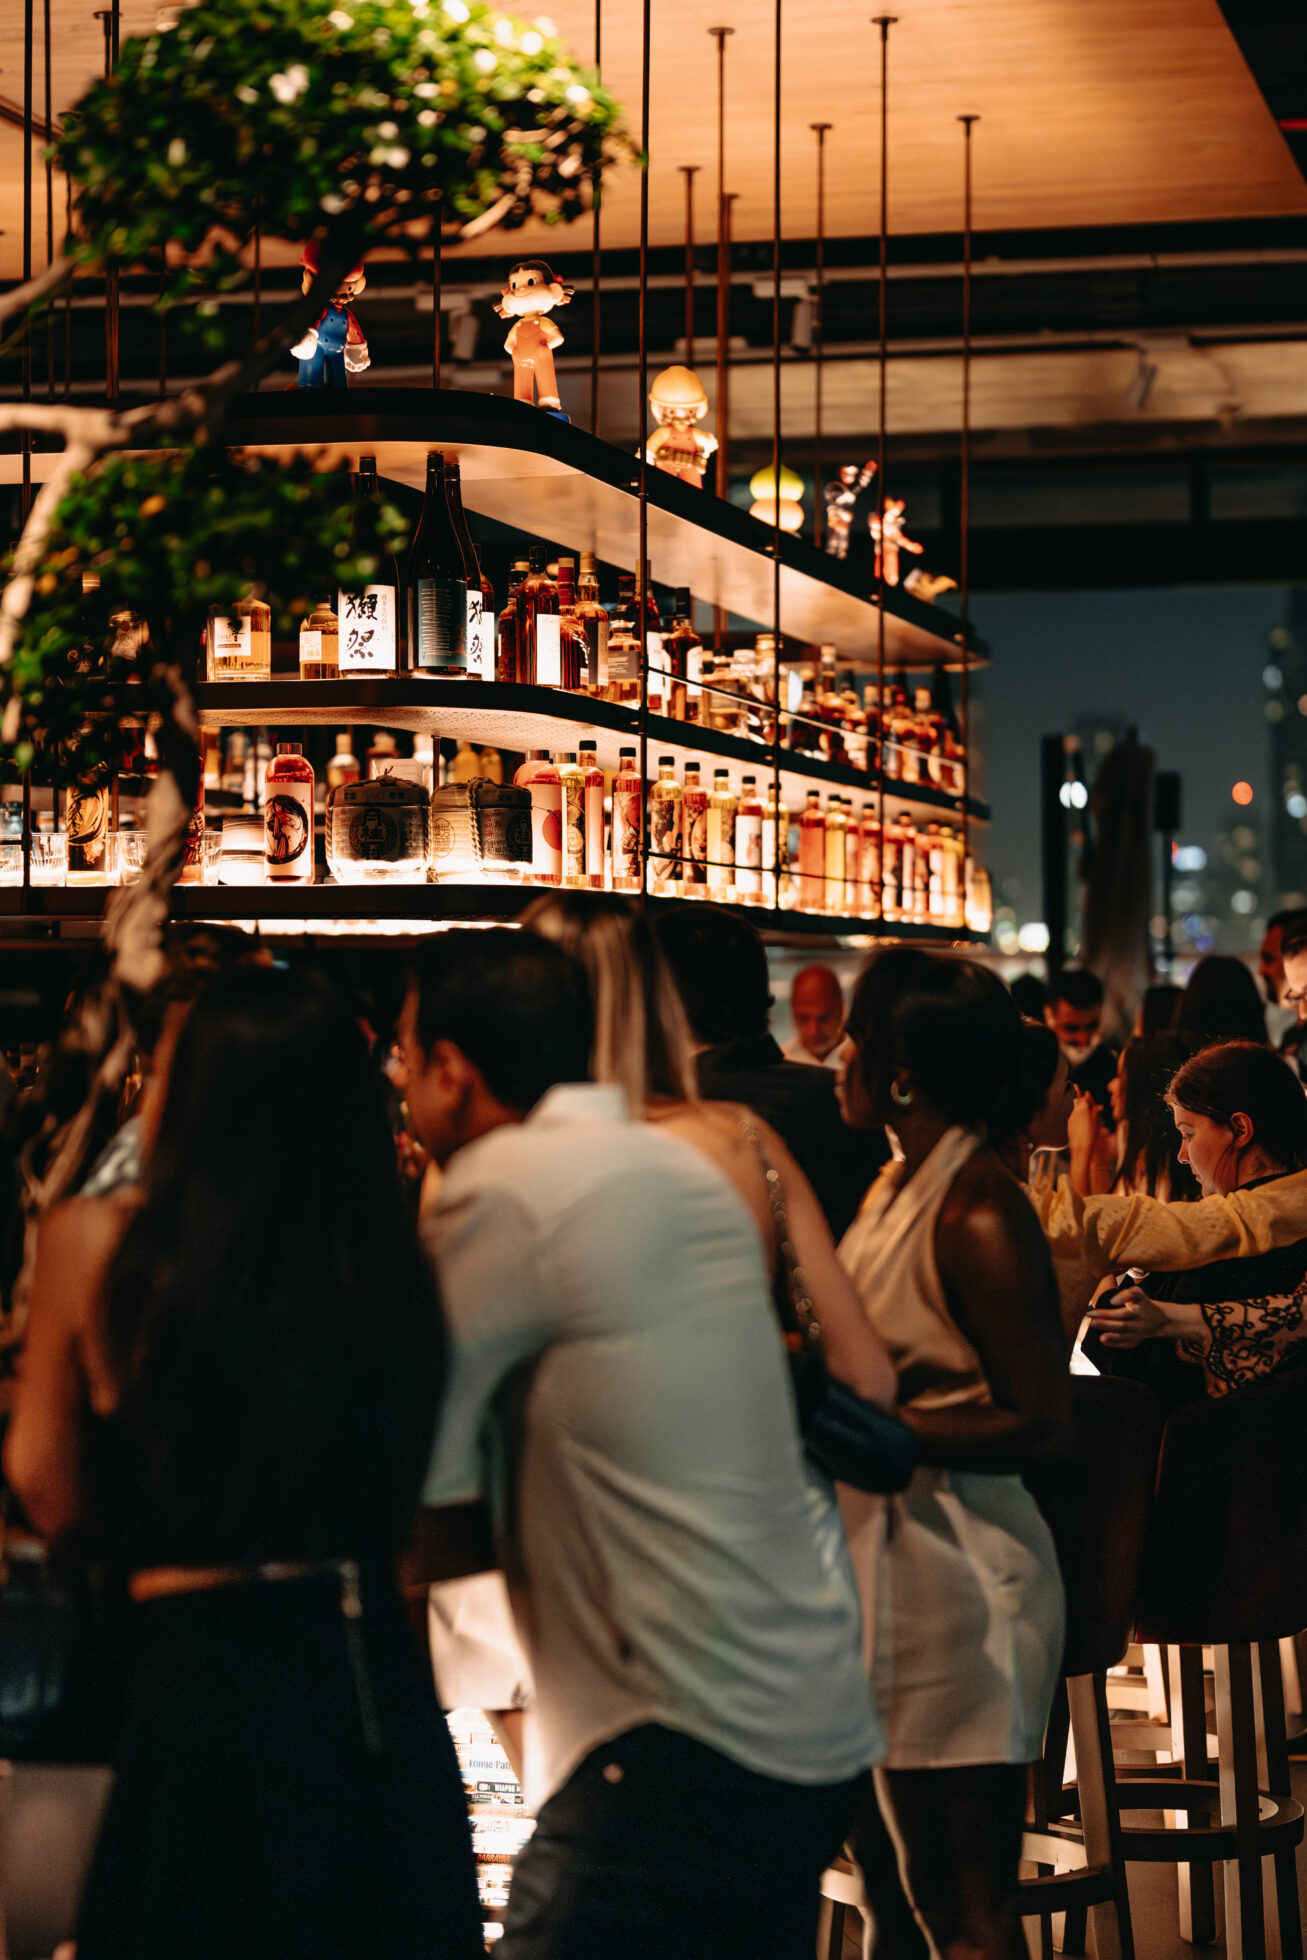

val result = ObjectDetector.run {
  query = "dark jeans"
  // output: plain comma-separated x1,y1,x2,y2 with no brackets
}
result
500,1722,868,1960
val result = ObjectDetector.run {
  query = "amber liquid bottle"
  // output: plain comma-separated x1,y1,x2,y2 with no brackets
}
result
497,560,529,683
524,546,560,686
707,769,737,900
681,761,709,894
576,553,609,693
798,791,826,911
612,746,644,892
264,742,315,884
649,756,683,893
555,560,586,693
735,775,764,904
578,738,607,889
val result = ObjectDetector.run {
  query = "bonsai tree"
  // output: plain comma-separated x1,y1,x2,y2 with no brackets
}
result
0,0,627,1219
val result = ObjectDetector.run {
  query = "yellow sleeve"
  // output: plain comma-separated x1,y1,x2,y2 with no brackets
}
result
1082,1169,1307,1278
1027,1172,1085,1261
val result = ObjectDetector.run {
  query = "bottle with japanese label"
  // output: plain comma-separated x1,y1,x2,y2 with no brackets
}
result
555,560,586,693
264,743,315,883
557,752,587,888
497,560,529,683
681,761,708,893
338,456,400,674
611,747,644,893
206,595,271,682
299,597,340,680
576,553,609,693
798,791,826,911
859,805,882,920
327,733,361,792
665,589,700,722
65,780,110,884
649,756,683,893
444,457,495,679
513,750,563,886
405,452,467,673
707,769,737,899
824,797,848,915
735,775,764,903
578,739,606,888
605,573,641,705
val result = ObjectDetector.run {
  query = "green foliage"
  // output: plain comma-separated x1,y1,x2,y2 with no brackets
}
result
59,0,627,305
3,449,408,785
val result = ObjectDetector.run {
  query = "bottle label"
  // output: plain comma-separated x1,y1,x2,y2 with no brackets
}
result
466,588,492,681
338,587,398,673
66,786,108,871
265,783,314,879
707,805,736,885
612,782,643,883
562,774,586,881
650,793,682,885
329,800,428,866
584,777,606,884
535,614,562,687
414,578,467,670
736,812,763,894
299,629,322,665
607,632,639,682
683,791,708,884
210,614,251,666
583,614,608,687
529,781,563,883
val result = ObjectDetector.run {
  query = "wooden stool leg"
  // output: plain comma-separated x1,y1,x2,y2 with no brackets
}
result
1169,1643,1218,1945
1216,1641,1268,1960
1256,1641,1302,1960
1067,1673,1132,1960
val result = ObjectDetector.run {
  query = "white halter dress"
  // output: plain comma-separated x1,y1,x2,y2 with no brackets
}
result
839,1126,1064,1768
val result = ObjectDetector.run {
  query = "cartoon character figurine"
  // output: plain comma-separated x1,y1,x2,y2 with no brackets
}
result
822,460,876,558
645,366,718,488
868,496,925,586
290,240,369,389
903,567,958,604
494,260,573,419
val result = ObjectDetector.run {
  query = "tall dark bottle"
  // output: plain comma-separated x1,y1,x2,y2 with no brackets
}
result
338,456,401,674
444,459,496,681
406,452,468,674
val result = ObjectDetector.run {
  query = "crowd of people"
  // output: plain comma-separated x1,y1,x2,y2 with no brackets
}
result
3,903,1307,1960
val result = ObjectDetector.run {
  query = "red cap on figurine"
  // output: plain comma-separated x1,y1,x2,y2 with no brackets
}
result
300,237,365,283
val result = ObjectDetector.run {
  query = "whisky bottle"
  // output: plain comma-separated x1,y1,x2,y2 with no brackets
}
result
497,560,529,683
859,805,883,920
576,552,609,693
926,822,945,921
207,594,271,682
706,769,737,899
65,780,110,884
611,746,644,893
513,749,563,886
264,743,315,883
681,760,708,893
444,457,495,679
525,546,561,686
578,739,607,889
844,793,861,907
665,589,700,722
735,775,764,904
299,597,340,681
557,752,587,888
406,452,468,674
555,559,586,692
606,573,641,705
798,791,826,911
913,686,942,787
762,785,789,905
649,756,683,893
338,456,400,674
327,733,361,792
824,797,848,915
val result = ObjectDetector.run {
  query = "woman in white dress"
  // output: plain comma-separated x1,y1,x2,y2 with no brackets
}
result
837,950,1071,1960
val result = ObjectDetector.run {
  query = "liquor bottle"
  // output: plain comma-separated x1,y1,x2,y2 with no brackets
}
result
576,552,609,693
497,560,529,683
444,457,495,679
859,805,882,921
824,796,848,915
681,760,708,893
264,742,315,883
555,559,586,693
911,820,929,924
649,756,683,893
798,791,825,910
367,730,399,778
665,589,700,722
735,774,764,904
881,808,903,922
697,655,720,730
448,739,482,784
207,594,271,682
941,824,964,927
178,778,206,887
65,780,110,884
730,639,761,741
222,732,248,801
338,456,400,674
299,597,340,680
913,686,942,787
524,546,560,685
707,769,737,899
965,857,993,935
606,573,641,705
842,675,869,774
926,822,945,921
611,746,644,893
327,732,361,792
762,784,789,904
513,749,563,886
578,739,607,889
412,735,436,791
933,664,966,796
750,634,778,744
557,752,587,888
844,793,862,906
406,452,468,673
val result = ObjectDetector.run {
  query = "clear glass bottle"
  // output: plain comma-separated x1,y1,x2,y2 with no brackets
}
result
327,732,361,792
762,785,789,905
707,768,737,899
578,739,607,889
798,791,825,911
681,761,708,894
576,552,609,693
735,775,764,904
649,756,683,893
299,597,340,680
405,452,468,674
207,595,271,682
513,749,562,886
824,796,848,915
859,805,883,921
557,751,587,888
844,793,861,906
264,742,315,883
338,456,400,674
611,746,644,892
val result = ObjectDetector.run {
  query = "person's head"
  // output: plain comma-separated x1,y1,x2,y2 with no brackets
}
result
843,949,1026,1134
789,964,845,1061
1008,972,1049,1023
654,905,771,1048
1116,1031,1203,1199
106,964,440,1557
1279,914,1307,1024
1018,1020,1073,1153
520,892,695,1110
1174,955,1267,1047
1260,909,1307,1007
1135,983,1182,1039
1166,1039,1307,1197
400,928,593,1165
1044,968,1104,1066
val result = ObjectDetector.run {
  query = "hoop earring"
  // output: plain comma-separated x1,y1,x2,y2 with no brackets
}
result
891,1082,913,1108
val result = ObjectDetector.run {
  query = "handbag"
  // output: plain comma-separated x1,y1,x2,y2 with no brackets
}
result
0,1491,121,1764
737,1115,918,1496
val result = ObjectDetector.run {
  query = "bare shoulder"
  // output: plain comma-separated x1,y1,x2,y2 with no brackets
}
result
937,1150,1047,1263
34,1194,137,1314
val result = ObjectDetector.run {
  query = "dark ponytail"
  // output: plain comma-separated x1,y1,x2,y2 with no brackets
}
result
1166,1040,1307,1172
847,949,1028,1131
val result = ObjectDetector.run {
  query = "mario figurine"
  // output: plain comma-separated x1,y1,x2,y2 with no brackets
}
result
289,239,369,389
494,260,573,419
644,365,718,488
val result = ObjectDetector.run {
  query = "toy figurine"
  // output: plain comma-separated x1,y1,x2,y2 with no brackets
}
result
748,465,805,532
868,496,924,586
494,259,574,419
822,461,876,558
289,240,369,389
903,567,958,603
645,366,718,488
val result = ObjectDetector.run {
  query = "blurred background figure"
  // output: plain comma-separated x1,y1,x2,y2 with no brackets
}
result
1008,972,1048,1023
1135,983,1183,1038
1174,954,1268,1047
1043,968,1116,1109
782,964,846,1069
1263,910,1307,1073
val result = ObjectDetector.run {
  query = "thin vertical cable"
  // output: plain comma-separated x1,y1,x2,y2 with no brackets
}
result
589,0,602,433
958,114,978,905
158,249,167,398
709,27,733,503
872,16,895,908
94,11,119,399
637,0,651,904
432,200,443,390
63,160,72,399
252,223,262,347
811,123,830,549
111,0,119,65
771,0,782,921
680,165,698,364
43,0,53,400
22,0,33,522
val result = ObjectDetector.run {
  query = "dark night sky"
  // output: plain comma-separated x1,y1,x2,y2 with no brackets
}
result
966,582,1300,950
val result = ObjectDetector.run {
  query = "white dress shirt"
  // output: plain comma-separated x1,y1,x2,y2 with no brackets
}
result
423,1081,880,1809
781,1035,843,1069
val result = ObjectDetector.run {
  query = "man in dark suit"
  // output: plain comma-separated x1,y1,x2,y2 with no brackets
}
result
655,907,885,1242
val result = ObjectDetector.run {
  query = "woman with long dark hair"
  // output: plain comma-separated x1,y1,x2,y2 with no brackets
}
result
1174,955,1268,1046
836,950,1070,1960
7,965,481,1960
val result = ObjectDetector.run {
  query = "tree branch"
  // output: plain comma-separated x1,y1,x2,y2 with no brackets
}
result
0,254,75,330
0,438,99,702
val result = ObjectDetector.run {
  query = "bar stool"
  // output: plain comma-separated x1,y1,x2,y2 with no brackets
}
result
1121,1366,1307,1960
